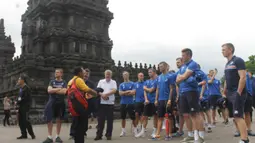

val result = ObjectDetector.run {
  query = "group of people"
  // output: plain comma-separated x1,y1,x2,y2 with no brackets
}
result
3,43,255,143
115,44,255,143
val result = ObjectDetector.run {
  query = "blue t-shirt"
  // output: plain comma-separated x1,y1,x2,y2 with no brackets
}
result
224,56,246,93
196,70,207,94
204,84,209,96
144,79,158,103
198,84,209,97
157,73,176,101
119,81,135,104
179,60,200,93
48,79,67,102
246,73,253,96
134,81,145,103
252,77,255,95
208,78,221,96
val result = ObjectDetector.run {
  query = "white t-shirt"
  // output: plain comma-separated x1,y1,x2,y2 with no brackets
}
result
97,79,117,105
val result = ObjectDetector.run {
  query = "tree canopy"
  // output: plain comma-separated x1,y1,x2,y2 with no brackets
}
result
246,55,255,74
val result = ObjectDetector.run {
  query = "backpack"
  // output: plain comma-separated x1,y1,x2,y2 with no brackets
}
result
67,78,88,116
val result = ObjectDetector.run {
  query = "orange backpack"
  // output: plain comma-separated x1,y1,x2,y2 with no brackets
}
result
67,78,88,116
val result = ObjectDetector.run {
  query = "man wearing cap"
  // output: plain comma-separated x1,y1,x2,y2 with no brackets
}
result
16,75,36,140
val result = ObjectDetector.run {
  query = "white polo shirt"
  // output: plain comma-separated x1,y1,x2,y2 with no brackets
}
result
97,79,117,105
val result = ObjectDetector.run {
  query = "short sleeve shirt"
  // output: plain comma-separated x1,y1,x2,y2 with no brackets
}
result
208,79,221,96
157,73,176,101
48,79,67,102
119,81,135,104
134,81,145,103
144,79,158,103
224,56,246,92
179,60,199,93
97,79,117,105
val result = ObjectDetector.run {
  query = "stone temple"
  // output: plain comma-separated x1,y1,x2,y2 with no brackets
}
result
0,0,158,122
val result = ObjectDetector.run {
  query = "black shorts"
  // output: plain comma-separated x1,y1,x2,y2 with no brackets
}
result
144,103,157,117
134,102,144,116
226,91,246,118
120,104,135,120
209,95,221,110
177,99,181,111
157,100,173,118
180,91,200,114
244,94,253,113
52,101,66,119
200,100,210,112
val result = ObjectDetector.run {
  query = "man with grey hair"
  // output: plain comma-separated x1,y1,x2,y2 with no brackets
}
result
94,70,117,141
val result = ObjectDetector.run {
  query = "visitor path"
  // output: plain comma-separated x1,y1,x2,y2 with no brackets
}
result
0,119,254,143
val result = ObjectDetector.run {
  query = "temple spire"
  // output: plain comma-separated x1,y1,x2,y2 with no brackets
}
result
0,19,5,39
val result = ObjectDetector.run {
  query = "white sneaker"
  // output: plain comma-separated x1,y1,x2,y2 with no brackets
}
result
151,131,156,138
133,129,138,136
120,131,126,137
135,131,145,138
137,126,141,133
208,124,215,128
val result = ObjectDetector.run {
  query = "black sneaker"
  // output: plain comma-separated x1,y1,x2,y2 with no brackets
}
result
248,130,255,136
42,137,53,143
31,135,36,139
55,137,63,143
207,127,212,133
106,136,112,140
94,136,102,141
17,136,28,139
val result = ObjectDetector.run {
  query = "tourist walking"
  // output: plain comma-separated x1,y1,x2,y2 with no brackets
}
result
3,94,11,126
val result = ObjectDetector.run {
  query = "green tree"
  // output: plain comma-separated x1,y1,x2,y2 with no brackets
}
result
220,76,225,86
246,55,255,73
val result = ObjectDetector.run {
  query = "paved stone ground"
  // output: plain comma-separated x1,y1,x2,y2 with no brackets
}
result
0,119,254,143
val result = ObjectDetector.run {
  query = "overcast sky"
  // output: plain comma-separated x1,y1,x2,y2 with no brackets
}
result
1,0,255,77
